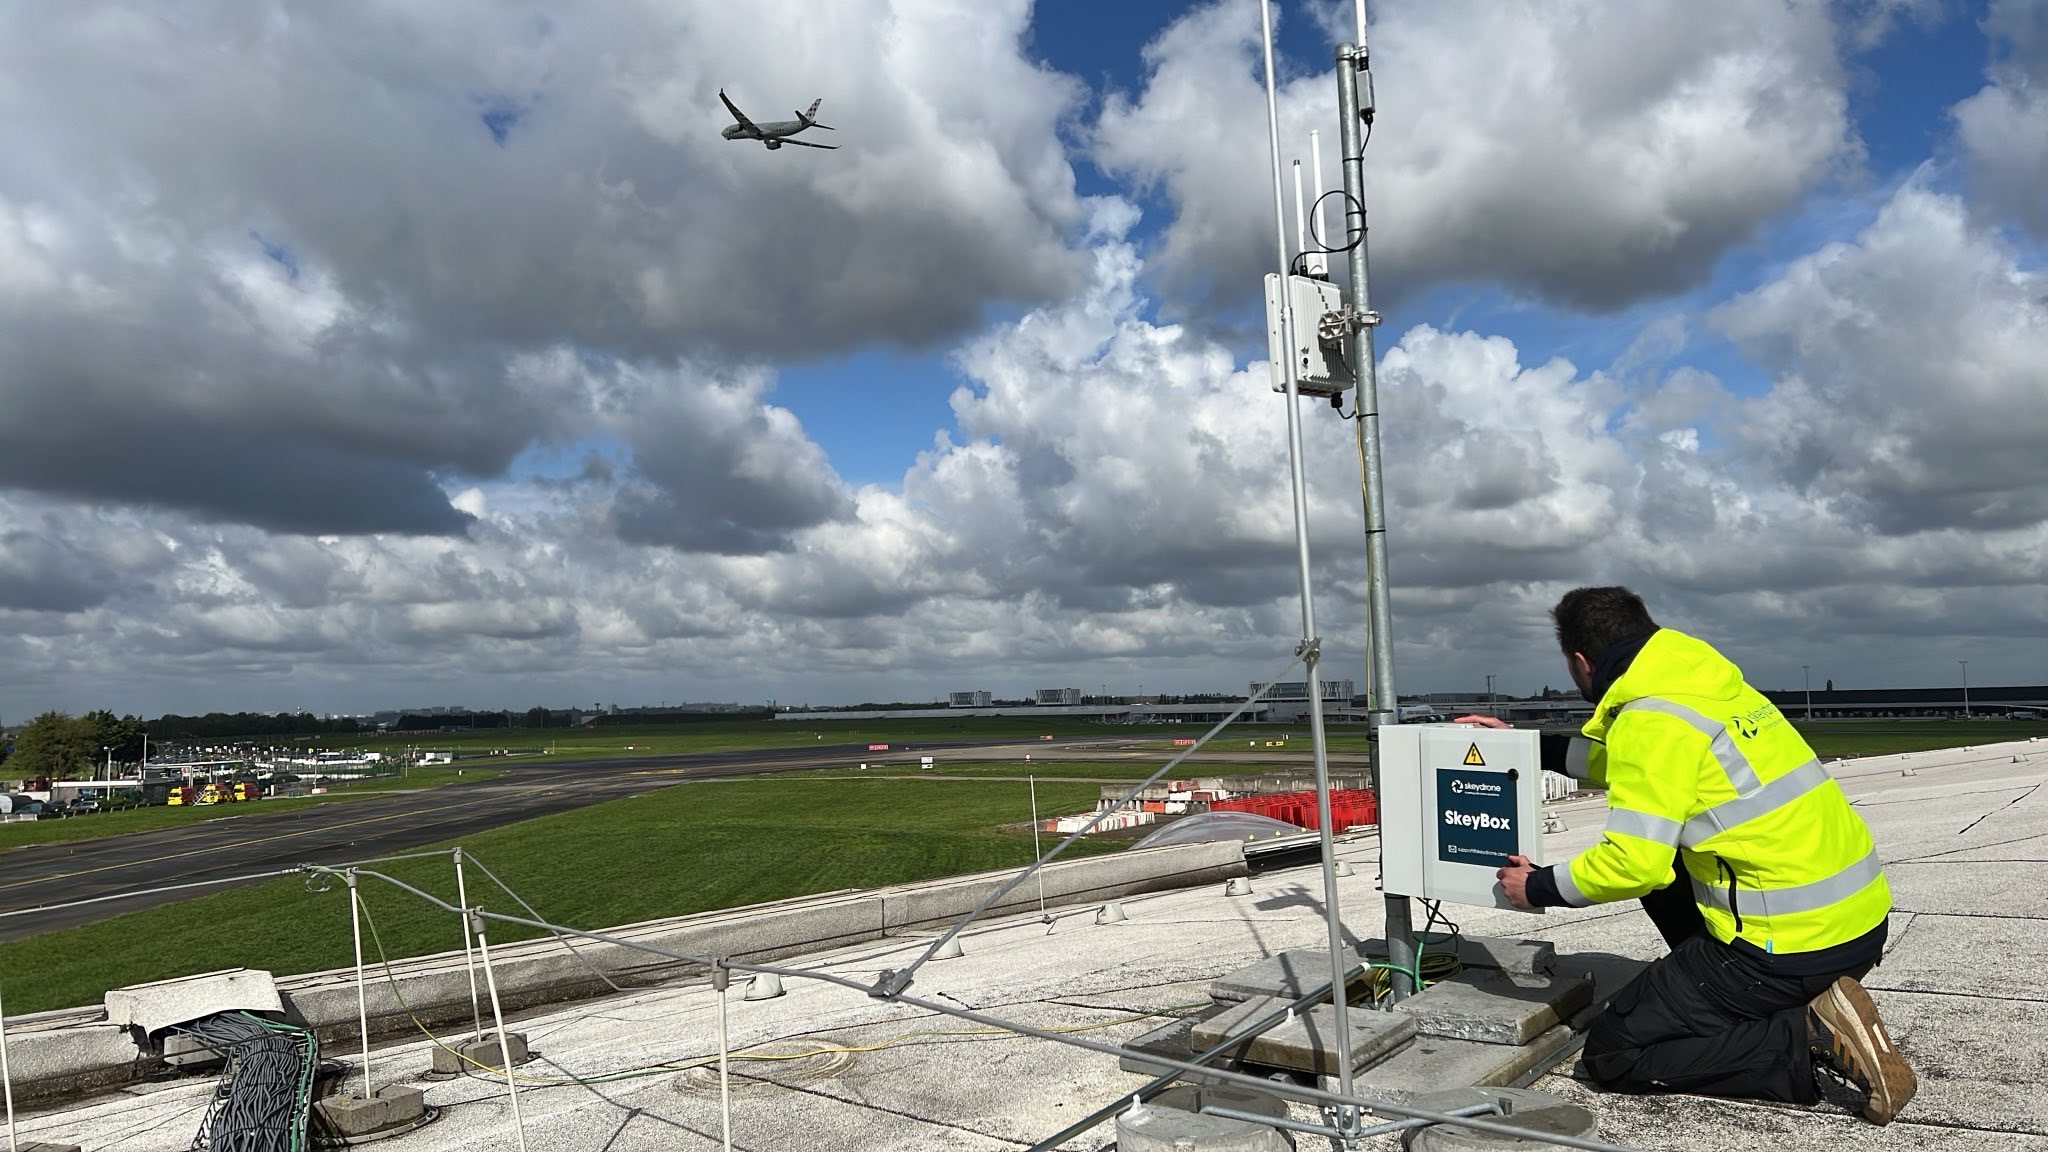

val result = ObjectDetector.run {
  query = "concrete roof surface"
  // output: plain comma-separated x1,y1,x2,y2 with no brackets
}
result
13,735,2048,1151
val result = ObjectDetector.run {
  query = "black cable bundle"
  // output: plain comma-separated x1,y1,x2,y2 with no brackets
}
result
180,1012,320,1152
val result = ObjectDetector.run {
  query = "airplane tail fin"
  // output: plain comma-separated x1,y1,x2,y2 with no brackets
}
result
798,98,833,129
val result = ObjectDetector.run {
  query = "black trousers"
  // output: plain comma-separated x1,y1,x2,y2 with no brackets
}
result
1581,882,1875,1105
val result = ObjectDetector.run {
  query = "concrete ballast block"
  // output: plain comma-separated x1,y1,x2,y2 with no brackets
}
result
1392,970,1593,1046
1210,948,1377,1004
313,1084,427,1139
1191,997,1416,1077
1350,1025,1577,1105
1402,1086,1598,1151
1356,936,1556,977
1117,1085,1292,1152
430,1031,530,1075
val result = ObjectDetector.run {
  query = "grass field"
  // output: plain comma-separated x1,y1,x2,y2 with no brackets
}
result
0,775,1103,1015
0,766,503,852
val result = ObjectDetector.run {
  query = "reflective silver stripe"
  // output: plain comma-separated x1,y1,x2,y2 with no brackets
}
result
1689,850,1883,917
1606,806,1682,847
1620,697,1763,793
1563,737,1594,781
1680,758,1833,847
1551,863,1594,908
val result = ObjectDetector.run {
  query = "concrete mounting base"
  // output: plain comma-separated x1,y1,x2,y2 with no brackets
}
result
1399,1087,1597,1150
1116,1084,1293,1152
429,1030,531,1076
312,1083,430,1142
1357,935,1558,978
1192,997,1416,1077
1209,948,1382,1005
1392,970,1594,1046
1346,1025,1577,1105
1118,1012,1234,1084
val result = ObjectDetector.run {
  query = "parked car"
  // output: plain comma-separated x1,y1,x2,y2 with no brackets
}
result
69,797,102,814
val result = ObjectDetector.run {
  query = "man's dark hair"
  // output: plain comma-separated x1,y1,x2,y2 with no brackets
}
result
1552,586,1657,659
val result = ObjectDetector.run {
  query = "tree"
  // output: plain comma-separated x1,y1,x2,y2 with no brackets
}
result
11,712,94,778
78,710,147,764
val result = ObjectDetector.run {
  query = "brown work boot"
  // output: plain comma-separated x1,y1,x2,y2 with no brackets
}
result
1808,976,1916,1124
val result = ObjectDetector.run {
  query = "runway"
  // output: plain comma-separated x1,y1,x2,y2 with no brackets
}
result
0,737,1080,941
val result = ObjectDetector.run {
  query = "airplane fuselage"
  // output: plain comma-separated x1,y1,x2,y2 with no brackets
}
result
722,119,810,141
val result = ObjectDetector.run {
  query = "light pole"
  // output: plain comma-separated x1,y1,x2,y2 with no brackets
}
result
1802,665,1812,722
1485,674,1496,717
1959,660,1971,719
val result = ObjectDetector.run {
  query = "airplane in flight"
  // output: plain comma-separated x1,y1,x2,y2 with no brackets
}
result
719,89,837,150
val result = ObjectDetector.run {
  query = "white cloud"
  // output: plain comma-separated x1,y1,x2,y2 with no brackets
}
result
10,185,2042,715
1951,0,2048,235
1092,0,1856,313
1712,180,2048,535
0,0,1091,535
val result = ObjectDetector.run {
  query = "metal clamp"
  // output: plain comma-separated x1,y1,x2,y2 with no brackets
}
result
1296,637,1323,660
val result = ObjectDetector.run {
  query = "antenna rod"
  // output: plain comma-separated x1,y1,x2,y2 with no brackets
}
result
1258,0,1359,1118
1310,131,1330,278
1292,160,1308,269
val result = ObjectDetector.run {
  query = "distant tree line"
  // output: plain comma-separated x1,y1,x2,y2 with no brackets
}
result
149,713,366,740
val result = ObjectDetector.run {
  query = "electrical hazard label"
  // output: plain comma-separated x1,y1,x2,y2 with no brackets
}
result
1463,743,1486,766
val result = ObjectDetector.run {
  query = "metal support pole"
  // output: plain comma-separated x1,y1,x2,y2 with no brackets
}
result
713,963,734,1152
1337,34,1415,1001
454,847,484,1042
1028,776,1047,917
472,911,530,1152
346,872,373,1095
1,978,19,1152
1259,0,1358,1127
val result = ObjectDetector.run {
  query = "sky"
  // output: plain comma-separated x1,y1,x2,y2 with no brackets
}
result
1,0,2045,717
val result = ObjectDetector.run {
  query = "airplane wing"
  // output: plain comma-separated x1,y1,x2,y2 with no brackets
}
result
718,88,758,132
778,138,839,150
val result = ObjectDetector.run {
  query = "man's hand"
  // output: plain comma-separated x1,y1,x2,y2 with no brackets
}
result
1455,714,1510,729
1496,854,1537,910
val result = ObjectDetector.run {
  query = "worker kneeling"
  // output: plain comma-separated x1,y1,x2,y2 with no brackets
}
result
1475,587,1916,1124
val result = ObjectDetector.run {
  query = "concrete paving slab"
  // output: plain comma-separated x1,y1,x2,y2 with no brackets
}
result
1863,989,2048,1135
1209,947,1379,1003
1869,912,2048,1000
1392,970,1593,1045
1191,997,1416,1076
1348,1026,1578,1106
1532,1072,2048,1151
1884,858,2042,917
103,967,282,1037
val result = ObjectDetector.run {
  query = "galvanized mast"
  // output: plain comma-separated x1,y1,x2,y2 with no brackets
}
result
1335,28,1416,999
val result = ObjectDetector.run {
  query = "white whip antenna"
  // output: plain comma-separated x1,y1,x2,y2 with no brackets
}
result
1309,130,1329,277
1292,160,1308,271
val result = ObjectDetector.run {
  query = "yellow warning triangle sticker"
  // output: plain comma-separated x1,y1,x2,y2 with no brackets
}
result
1463,743,1486,767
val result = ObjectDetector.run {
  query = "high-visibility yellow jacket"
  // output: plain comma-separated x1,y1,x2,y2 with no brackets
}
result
1546,629,1890,955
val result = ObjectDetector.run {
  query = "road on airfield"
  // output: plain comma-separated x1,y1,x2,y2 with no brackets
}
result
0,737,1090,940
